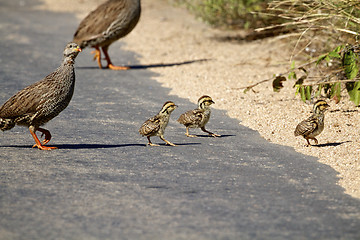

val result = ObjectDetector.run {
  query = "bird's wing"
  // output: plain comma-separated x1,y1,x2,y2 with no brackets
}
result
177,109,203,125
139,116,161,136
294,115,318,137
73,0,127,44
0,73,57,119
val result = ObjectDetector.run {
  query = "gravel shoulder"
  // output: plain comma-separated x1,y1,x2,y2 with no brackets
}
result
39,0,360,198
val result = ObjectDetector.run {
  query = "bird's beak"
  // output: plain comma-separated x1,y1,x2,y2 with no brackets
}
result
76,47,82,52
211,100,215,104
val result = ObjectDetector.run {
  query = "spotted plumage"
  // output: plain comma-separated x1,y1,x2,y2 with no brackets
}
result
73,0,141,70
177,95,220,137
0,43,82,150
294,100,329,146
139,101,177,146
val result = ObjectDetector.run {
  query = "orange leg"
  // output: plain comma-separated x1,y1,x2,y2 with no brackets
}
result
29,127,57,150
91,47,103,69
32,127,52,148
102,46,130,70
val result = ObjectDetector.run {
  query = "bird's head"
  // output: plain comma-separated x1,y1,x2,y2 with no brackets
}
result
63,42,82,59
198,95,214,109
160,101,177,115
313,99,329,114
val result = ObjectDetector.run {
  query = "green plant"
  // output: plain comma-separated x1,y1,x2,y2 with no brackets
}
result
240,43,360,106
242,0,360,106
170,0,274,29
291,44,360,105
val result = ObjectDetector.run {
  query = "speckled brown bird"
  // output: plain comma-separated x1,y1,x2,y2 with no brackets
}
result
177,95,220,137
294,99,329,146
139,101,177,146
0,43,82,150
73,0,141,70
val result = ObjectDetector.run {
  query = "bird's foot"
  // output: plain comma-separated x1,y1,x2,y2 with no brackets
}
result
91,50,100,61
201,127,219,138
32,140,50,148
91,49,103,68
34,144,58,150
186,134,197,138
107,64,130,70
160,136,176,146
210,133,221,137
165,142,176,146
38,128,51,144
31,128,54,148
305,138,318,146
32,142,51,148
147,143,160,147
29,128,57,150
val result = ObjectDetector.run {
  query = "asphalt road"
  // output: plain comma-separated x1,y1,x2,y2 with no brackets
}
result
0,1,359,239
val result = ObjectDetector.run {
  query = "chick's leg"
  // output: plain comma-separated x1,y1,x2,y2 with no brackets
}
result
185,127,197,138
147,136,160,146
310,137,318,145
160,136,176,146
201,127,220,137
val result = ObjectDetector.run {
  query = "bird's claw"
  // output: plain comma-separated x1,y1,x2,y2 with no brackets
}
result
211,133,221,137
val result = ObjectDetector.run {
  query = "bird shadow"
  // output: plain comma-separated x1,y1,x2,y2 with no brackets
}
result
0,142,201,149
0,143,143,150
141,142,202,147
54,143,146,149
313,141,351,147
76,59,210,70
190,134,235,138
329,109,359,113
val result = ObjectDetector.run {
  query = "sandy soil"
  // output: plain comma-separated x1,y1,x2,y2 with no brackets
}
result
38,0,359,198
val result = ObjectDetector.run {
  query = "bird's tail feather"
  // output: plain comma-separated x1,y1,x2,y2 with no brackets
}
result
0,118,15,131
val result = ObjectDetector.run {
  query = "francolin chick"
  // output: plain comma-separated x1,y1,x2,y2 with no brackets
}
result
139,101,177,146
294,100,330,146
177,95,220,137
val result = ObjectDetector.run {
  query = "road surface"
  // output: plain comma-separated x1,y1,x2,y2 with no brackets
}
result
0,1,359,239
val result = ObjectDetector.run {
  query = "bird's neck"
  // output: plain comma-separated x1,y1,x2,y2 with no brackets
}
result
124,0,141,9
159,111,171,117
313,111,325,122
199,105,210,111
62,56,75,65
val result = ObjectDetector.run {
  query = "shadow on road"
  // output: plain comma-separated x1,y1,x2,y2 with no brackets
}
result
138,142,202,147
0,142,202,149
76,59,210,70
189,134,235,138
0,143,143,149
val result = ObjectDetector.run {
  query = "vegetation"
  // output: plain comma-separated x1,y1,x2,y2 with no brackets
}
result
170,0,276,29
291,44,360,105
265,1,360,106
170,0,360,105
